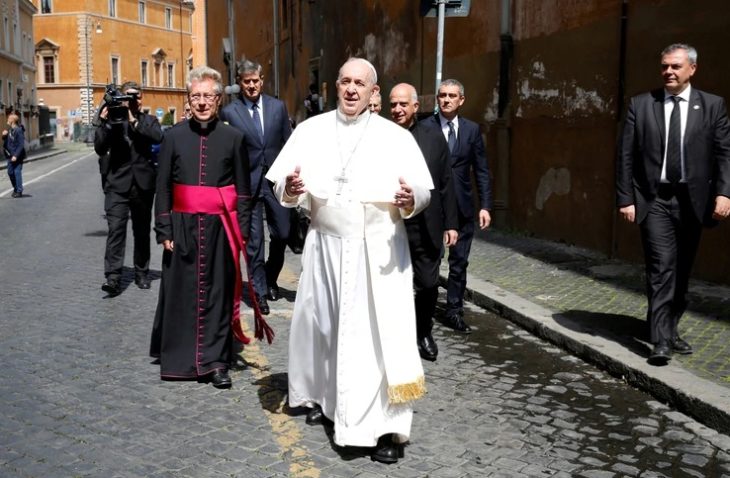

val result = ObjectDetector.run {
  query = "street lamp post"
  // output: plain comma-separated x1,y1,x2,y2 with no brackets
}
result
84,17,102,141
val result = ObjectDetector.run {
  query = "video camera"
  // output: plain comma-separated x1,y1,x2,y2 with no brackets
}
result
96,84,139,125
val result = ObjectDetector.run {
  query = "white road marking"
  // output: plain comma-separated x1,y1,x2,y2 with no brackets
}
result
1,153,94,198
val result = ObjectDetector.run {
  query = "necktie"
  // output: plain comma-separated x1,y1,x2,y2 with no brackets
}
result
666,96,682,184
252,103,264,141
447,121,456,153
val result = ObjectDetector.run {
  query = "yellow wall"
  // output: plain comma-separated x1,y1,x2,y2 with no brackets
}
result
0,1,40,145
32,0,193,138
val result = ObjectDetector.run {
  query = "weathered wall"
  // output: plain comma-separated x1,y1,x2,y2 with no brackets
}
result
231,0,730,284
613,0,730,282
506,1,621,252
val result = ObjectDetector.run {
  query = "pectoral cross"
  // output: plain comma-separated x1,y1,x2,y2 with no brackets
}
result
334,168,349,195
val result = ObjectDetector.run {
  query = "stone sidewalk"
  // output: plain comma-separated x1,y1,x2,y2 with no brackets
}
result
452,229,730,434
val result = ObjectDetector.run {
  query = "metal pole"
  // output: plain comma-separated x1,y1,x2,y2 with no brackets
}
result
434,0,446,111
272,0,280,97
85,18,91,126
228,0,236,89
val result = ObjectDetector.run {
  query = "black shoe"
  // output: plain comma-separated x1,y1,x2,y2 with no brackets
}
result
371,434,402,464
418,335,438,361
257,295,270,315
305,406,333,426
444,313,472,334
135,274,151,290
210,369,232,389
11,191,18,198
267,285,280,301
15,192,22,198
672,336,693,355
649,341,672,365
101,278,121,296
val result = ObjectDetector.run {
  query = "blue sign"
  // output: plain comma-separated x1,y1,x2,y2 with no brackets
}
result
155,108,165,119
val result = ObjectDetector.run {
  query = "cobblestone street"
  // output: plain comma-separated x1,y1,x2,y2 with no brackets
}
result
2,149,730,477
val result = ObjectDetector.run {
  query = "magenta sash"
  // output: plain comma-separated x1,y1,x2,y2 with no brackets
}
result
172,183,274,344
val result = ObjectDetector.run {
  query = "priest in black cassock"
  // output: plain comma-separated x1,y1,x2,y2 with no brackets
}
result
150,66,264,389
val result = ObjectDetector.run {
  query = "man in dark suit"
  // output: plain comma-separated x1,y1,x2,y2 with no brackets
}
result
427,79,493,333
617,43,730,364
220,60,292,314
5,113,26,198
390,83,458,361
94,81,163,296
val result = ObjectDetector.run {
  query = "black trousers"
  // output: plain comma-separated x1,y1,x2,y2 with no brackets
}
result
446,215,475,314
247,184,290,296
639,184,703,345
410,239,443,339
104,185,154,280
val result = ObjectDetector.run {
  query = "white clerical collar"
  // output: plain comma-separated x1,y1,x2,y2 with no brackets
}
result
193,119,210,130
665,84,691,101
336,107,370,125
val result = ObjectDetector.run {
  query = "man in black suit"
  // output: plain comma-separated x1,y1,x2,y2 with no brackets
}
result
390,83,458,361
94,81,163,296
220,60,292,314
427,79,493,333
617,43,730,364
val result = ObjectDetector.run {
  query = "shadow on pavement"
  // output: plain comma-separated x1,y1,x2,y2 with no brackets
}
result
253,372,289,414
553,310,652,358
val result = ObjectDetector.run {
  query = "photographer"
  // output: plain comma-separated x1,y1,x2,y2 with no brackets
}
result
94,81,163,296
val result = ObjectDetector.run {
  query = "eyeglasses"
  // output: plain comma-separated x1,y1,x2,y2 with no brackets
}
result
189,93,220,104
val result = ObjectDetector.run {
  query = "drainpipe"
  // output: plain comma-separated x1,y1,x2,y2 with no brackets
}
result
493,0,513,226
498,0,513,118
610,0,629,258
272,0,280,98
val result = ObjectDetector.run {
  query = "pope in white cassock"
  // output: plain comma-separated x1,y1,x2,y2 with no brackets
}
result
265,58,433,464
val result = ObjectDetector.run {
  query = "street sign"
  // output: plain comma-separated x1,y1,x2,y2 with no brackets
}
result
421,0,471,17
155,108,165,119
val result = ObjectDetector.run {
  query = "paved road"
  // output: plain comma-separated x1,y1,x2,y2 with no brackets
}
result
1,146,730,477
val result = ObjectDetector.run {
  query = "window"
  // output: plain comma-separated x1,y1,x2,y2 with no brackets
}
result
0,80,4,107
8,81,12,108
167,64,173,87
141,60,148,86
41,0,52,14
138,1,146,23
109,0,116,17
4,17,9,50
111,57,119,86
43,56,55,83
165,8,172,29
169,107,176,123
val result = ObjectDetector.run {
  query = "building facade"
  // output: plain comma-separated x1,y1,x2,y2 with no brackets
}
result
32,0,193,141
0,0,38,147
228,0,730,284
